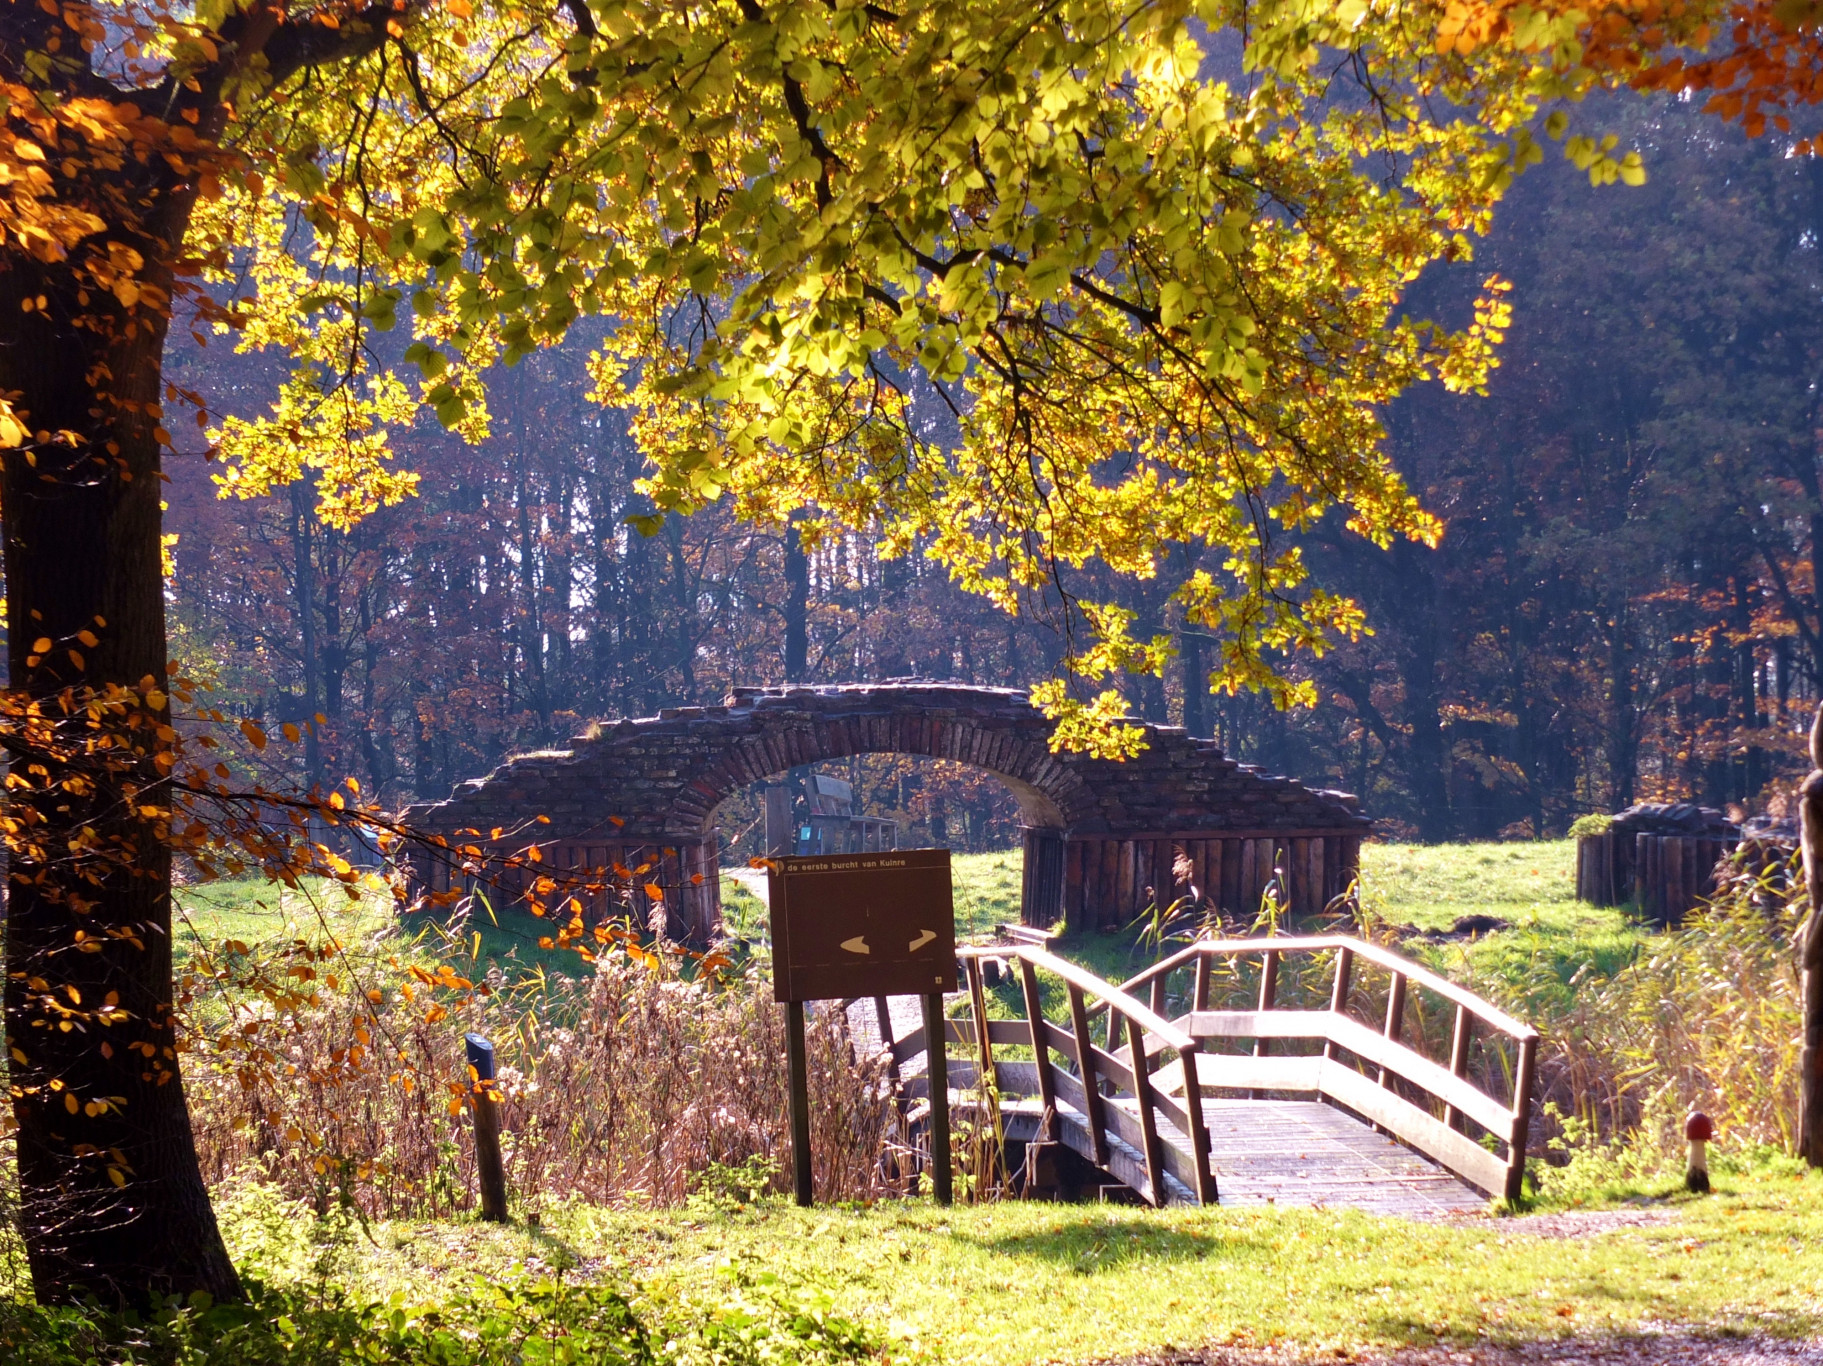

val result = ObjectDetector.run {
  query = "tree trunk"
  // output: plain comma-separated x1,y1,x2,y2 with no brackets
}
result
0,243,240,1302
1800,701,1823,1166
784,516,808,684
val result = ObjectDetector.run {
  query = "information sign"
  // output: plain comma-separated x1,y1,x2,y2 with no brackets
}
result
767,849,957,1002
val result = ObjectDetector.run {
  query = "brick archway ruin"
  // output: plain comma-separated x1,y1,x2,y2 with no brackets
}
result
403,683,1370,940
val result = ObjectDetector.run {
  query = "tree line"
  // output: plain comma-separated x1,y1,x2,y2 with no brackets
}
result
161,96,1823,842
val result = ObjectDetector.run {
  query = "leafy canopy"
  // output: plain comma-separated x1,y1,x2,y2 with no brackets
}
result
153,0,1567,746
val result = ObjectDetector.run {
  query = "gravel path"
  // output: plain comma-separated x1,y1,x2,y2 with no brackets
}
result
1112,1335,1823,1364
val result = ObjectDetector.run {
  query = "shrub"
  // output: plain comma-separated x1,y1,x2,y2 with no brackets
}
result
0,1269,895,1366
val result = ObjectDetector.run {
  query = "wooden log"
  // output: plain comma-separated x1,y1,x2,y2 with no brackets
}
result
1238,839,1257,916
1100,839,1120,931
1339,835,1362,894
1634,832,1650,916
1118,840,1137,922
1289,838,1310,917
1310,838,1326,916
1063,840,1083,925
1220,838,1242,916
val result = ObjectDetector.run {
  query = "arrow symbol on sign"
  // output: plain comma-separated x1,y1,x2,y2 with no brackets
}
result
907,929,937,953
840,935,871,955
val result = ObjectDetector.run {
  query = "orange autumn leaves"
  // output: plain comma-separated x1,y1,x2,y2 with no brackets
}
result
1435,0,1823,149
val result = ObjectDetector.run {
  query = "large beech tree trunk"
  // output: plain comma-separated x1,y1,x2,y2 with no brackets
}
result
0,220,241,1302
0,0,405,1303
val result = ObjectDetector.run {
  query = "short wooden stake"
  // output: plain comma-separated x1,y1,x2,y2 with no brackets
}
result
786,1001,813,1206
922,991,952,1206
465,1032,509,1223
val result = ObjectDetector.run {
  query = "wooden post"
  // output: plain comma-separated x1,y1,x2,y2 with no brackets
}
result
1444,1003,1472,1130
1505,1032,1538,1205
1125,1012,1167,1204
786,1001,813,1206
1250,949,1279,1099
465,1032,509,1223
1067,981,1111,1168
1018,956,1058,1140
921,991,953,1205
1325,945,1353,1061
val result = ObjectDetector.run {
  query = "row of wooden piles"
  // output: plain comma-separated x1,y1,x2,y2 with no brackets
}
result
1574,830,1734,925
1061,832,1363,932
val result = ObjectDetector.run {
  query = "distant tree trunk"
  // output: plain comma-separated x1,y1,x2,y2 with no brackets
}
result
1605,597,1638,810
664,517,698,699
290,482,324,790
784,516,809,684
0,205,239,1303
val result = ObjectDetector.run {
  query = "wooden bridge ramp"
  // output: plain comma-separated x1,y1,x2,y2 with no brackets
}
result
871,935,1538,1218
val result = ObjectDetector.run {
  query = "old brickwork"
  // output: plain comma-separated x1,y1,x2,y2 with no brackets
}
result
403,683,1370,939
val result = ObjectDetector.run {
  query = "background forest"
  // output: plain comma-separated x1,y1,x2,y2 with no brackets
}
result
163,93,1823,845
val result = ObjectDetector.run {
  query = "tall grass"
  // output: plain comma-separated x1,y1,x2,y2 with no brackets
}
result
1443,851,1805,1185
180,938,904,1219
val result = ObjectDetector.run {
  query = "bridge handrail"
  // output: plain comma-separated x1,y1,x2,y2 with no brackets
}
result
961,944,1197,1052
1110,934,1537,1044
954,942,1214,1205
970,932,1537,1203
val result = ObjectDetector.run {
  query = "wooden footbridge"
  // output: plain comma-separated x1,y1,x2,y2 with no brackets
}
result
869,935,1538,1216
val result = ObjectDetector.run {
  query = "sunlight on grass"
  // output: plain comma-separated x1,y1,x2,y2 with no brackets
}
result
218,1168,1823,1362
1359,839,1576,929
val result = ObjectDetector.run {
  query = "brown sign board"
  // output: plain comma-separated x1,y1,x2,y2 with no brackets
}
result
767,849,957,1002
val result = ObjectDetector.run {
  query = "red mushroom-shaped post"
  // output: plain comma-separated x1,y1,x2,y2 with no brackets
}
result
1685,1111,1713,1193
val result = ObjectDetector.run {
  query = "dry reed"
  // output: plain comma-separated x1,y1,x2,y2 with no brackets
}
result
180,940,906,1219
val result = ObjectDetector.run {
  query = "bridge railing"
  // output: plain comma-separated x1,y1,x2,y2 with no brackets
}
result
1100,935,1539,1202
881,946,1217,1205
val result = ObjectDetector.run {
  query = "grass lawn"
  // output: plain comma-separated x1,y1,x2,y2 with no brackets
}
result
222,1164,1823,1361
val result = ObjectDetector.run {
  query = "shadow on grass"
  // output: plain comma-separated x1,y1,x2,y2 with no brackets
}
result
960,1217,1266,1274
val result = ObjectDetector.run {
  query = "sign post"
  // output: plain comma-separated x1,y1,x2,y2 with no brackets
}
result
768,849,957,1207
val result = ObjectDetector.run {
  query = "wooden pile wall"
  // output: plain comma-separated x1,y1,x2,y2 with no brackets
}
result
1061,831,1362,932
1575,830,1731,926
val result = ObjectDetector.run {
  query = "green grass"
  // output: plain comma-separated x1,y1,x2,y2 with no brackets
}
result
173,876,395,957
1356,840,1647,1011
218,1166,1823,1362
1358,838,1577,930
175,840,1644,1016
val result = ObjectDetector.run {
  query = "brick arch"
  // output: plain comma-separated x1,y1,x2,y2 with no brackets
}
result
666,685,1092,836
404,682,1370,942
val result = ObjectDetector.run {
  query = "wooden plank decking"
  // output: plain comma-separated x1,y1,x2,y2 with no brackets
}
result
1198,1099,1486,1217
